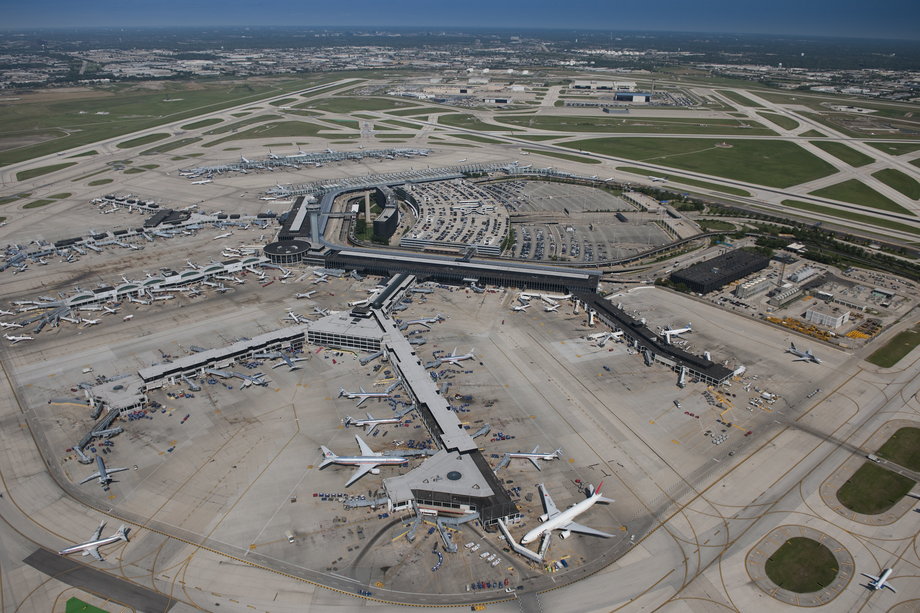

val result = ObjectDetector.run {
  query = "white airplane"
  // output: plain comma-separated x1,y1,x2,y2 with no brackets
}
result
344,407,414,434
312,274,329,284
786,342,821,364
241,155,251,164
339,387,393,407
81,318,100,327
544,304,560,312
319,434,409,487
520,483,614,546
214,232,233,241
103,305,119,315
660,322,692,344
4,334,33,344
123,314,134,321
0,309,14,316
58,522,130,562
647,176,667,183
861,568,896,592
439,347,475,366
79,456,129,490
0,321,23,328
191,179,212,185
512,303,531,312
257,352,307,371
284,310,309,324
295,291,317,299
505,446,563,471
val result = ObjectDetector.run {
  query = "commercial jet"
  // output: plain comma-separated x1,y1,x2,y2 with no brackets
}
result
544,304,560,312
786,342,821,364
505,446,563,471
648,176,667,183
344,406,415,434
512,303,531,312
191,179,212,185
254,351,307,371
439,347,475,366
79,455,129,490
520,482,614,546
660,322,692,344
319,434,409,487
0,309,14,316
339,386,393,406
58,522,129,562
0,321,23,328
861,568,896,592
4,334,33,344
296,291,317,299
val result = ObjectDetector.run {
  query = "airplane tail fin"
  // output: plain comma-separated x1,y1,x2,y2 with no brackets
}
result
343,416,353,427
593,481,604,496
338,388,345,397
554,448,564,457
319,446,337,468
117,525,130,542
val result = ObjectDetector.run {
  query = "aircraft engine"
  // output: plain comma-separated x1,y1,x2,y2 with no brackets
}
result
560,530,572,539
371,468,381,475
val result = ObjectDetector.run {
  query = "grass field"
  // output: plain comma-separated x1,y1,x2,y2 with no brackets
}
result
764,538,838,593
23,199,56,209
268,97,298,107
0,193,30,206
696,219,737,231
522,148,601,164
616,166,751,196
810,141,874,167
516,135,564,141
782,199,920,236
866,142,920,155
181,117,223,130
322,118,359,130
88,178,113,186
756,112,799,130
66,597,109,613
68,149,98,157
566,138,836,188
204,115,279,134
438,113,517,132
718,90,764,108
16,162,77,181
867,324,920,368
386,107,446,117
810,179,913,216
203,121,326,147
298,96,416,113
454,134,503,144
115,132,170,149
872,168,920,200
496,114,776,136
800,130,825,137
836,462,916,514
379,119,419,130
876,427,920,471
0,76,341,166
140,137,202,155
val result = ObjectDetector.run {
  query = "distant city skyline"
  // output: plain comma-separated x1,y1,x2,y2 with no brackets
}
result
4,0,920,41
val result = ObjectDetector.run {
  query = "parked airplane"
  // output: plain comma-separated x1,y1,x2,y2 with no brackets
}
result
58,522,130,562
786,342,821,364
81,318,100,327
0,321,23,328
0,309,14,316
520,483,614,545
312,273,329,284
284,310,309,324
648,176,667,183
339,386,393,407
319,434,409,487
296,291,317,299
511,303,531,312
79,456,129,490
103,305,119,315
544,304,560,312
313,306,330,317
4,334,33,344
254,351,307,371
213,232,233,241
344,406,414,434
439,347,475,366
861,568,896,592
123,314,134,321
191,179,212,185
660,322,692,344
506,446,563,471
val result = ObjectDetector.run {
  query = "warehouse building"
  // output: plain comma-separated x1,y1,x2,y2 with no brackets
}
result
670,250,770,294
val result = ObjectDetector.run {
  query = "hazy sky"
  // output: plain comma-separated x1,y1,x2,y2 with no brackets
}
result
5,0,919,40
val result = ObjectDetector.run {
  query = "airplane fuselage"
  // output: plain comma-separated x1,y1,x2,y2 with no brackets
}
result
521,493,602,545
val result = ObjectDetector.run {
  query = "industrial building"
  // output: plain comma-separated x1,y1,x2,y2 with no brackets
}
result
734,276,772,299
805,307,850,329
670,250,770,294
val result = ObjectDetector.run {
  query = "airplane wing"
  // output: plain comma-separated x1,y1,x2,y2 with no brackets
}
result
562,521,613,539
345,464,375,487
107,467,129,476
884,584,897,593
90,522,105,541
365,423,378,435
792,356,809,362
528,457,541,471
537,484,560,518
79,472,102,485
860,573,880,582
85,547,103,562
355,435,376,456
355,396,367,407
